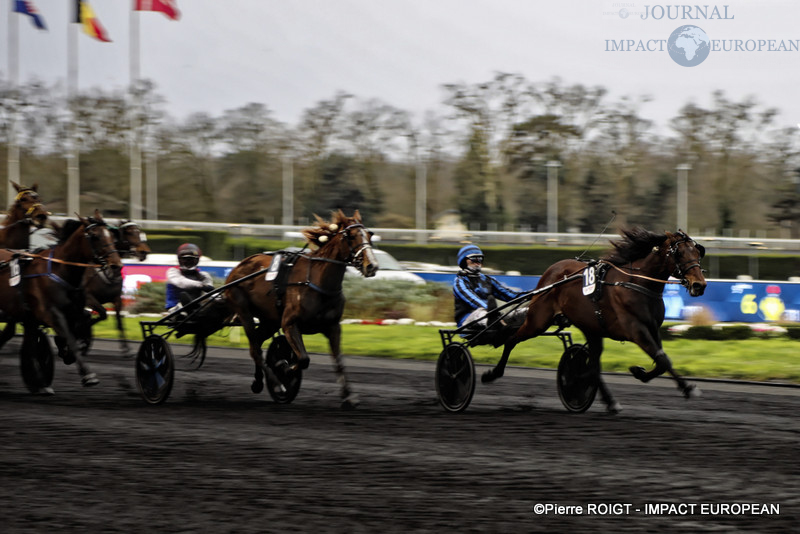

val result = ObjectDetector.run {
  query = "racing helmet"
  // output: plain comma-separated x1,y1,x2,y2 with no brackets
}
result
457,244,484,269
177,243,202,270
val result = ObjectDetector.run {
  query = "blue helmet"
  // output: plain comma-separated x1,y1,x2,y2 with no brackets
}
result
457,244,483,269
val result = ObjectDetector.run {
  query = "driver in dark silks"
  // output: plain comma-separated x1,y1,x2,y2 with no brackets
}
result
453,244,528,345
165,243,214,312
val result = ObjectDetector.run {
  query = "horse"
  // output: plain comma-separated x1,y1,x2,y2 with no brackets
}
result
81,220,150,356
0,211,123,388
225,209,378,408
481,227,707,413
0,181,50,248
0,181,51,348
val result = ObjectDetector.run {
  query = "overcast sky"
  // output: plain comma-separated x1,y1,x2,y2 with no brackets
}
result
4,0,800,132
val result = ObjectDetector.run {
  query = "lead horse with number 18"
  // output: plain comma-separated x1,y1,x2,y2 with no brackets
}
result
482,227,707,412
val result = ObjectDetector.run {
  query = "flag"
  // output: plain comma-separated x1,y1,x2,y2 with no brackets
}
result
135,0,180,21
75,0,111,42
13,0,47,30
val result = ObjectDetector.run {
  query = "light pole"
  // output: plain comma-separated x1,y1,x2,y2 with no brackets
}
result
415,160,427,244
676,163,691,230
282,156,294,225
546,160,561,233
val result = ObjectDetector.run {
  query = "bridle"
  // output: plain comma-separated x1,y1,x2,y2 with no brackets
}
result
114,221,146,258
338,223,375,270
666,231,705,287
84,220,122,274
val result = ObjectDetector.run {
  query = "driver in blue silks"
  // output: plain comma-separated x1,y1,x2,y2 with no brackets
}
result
453,244,527,330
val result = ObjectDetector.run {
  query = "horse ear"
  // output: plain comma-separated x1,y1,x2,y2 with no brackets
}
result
11,181,21,192
31,182,38,192
77,214,88,225
94,209,103,221
353,209,362,222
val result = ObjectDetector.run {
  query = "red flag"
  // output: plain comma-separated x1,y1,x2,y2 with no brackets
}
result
75,0,111,42
135,0,180,21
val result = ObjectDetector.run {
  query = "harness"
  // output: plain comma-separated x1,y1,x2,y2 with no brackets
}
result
581,232,704,333
266,223,375,312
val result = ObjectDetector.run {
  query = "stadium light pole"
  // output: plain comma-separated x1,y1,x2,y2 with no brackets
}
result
546,160,561,233
282,156,294,225
415,160,427,244
676,163,691,230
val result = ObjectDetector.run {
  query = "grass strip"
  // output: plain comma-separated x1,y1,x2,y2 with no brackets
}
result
96,318,800,383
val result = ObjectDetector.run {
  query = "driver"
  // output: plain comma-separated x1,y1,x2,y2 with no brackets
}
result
165,243,214,311
453,244,527,331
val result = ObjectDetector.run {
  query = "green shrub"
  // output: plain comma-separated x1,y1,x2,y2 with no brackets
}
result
784,325,800,340
724,325,754,340
127,281,168,314
341,279,452,321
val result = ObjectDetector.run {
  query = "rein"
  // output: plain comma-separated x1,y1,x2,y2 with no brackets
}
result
13,250,98,268
605,262,683,285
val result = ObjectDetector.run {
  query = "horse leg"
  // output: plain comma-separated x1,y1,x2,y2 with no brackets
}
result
481,334,521,383
325,322,358,410
629,343,701,399
0,321,16,350
238,312,271,394
586,335,621,414
482,307,553,383
48,308,98,386
113,298,130,357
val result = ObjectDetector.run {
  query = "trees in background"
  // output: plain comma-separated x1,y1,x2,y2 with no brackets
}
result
1,73,799,237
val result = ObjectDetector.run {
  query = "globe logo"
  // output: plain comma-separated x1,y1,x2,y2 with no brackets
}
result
619,8,629,19
668,25,711,67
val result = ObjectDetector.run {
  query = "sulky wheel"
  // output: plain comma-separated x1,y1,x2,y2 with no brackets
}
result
136,335,175,405
20,327,55,394
557,343,599,413
265,335,302,404
435,343,476,413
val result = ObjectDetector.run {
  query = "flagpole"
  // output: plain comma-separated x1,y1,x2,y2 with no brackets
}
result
7,2,20,204
67,5,80,216
129,3,143,220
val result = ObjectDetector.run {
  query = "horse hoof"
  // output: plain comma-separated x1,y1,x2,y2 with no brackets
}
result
81,373,99,387
684,384,702,399
38,386,55,396
61,351,76,366
481,369,497,384
606,401,623,414
251,380,264,394
629,366,647,381
341,395,359,411
298,357,310,370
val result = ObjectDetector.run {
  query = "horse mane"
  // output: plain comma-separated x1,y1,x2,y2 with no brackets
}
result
58,219,84,244
302,209,359,249
603,226,669,265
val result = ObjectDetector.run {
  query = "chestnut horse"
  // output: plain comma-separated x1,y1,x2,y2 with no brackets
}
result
0,212,122,387
0,182,50,248
481,228,707,412
82,220,150,355
0,182,51,347
225,210,378,408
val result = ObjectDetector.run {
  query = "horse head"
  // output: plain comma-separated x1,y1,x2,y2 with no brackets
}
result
10,181,49,228
80,210,123,278
116,220,150,261
304,209,379,278
665,230,706,297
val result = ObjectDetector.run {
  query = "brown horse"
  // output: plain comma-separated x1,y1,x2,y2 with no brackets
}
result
225,210,378,408
0,211,122,387
82,220,150,355
482,228,707,412
0,182,51,347
0,181,50,249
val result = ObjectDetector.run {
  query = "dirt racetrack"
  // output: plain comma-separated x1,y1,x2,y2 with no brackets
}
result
1,337,798,533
